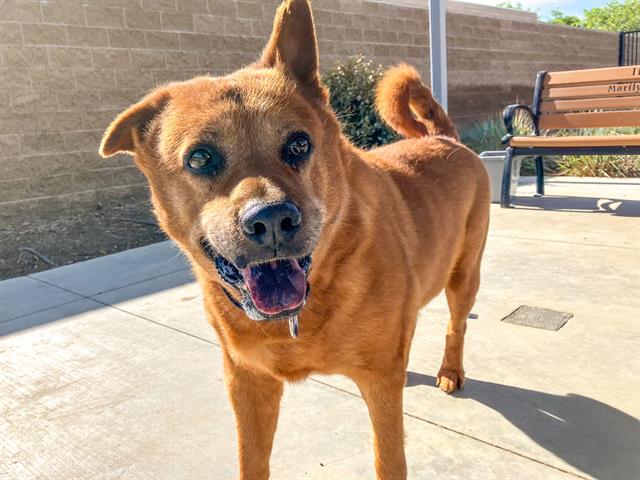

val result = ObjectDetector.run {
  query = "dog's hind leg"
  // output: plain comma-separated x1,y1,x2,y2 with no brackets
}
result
437,239,484,394
224,353,283,480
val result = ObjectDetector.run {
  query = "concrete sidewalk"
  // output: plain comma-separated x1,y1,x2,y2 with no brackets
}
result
1,177,639,480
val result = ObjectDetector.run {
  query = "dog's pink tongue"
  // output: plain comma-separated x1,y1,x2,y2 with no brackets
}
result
240,260,306,315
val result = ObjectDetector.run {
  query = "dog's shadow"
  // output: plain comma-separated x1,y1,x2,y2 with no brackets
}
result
406,371,640,480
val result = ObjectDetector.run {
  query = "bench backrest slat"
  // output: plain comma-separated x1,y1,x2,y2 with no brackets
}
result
541,97,640,112
543,82,640,100
536,65,640,130
545,65,640,86
539,110,640,130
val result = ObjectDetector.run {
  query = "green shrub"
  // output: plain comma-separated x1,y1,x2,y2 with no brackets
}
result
322,56,398,149
555,154,640,177
554,127,640,177
459,114,514,154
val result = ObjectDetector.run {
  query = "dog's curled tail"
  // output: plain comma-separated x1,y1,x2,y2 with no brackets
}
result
376,64,459,140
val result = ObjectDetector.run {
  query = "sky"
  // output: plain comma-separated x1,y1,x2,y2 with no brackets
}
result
462,0,608,20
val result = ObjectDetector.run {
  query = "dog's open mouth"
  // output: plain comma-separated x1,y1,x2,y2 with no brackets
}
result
201,238,311,320
240,259,308,315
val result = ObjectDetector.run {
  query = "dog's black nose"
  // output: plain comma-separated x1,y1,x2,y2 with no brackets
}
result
241,201,302,245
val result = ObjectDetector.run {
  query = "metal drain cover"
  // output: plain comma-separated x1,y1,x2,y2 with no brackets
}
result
501,305,573,331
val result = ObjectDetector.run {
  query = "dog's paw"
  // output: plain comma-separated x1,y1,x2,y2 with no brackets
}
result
436,367,465,394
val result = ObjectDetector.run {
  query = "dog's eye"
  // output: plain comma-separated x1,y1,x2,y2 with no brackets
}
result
185,145,224,176
282,132,312,167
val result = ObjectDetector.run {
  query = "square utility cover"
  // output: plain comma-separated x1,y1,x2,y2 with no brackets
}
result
501,305,573,331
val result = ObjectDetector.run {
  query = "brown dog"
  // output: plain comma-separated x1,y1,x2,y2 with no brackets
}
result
100,1,490,478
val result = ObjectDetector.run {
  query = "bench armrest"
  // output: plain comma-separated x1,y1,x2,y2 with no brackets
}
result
502,104,539,144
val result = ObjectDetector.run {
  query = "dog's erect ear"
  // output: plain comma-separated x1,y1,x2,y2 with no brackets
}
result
99,89,170,158
260,0,326,101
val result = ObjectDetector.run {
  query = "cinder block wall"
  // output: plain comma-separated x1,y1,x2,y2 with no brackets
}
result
0,0,617,213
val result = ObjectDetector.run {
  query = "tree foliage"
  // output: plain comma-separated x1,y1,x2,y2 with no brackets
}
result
496,1,530,11
546,0,640,31
582,0,640,31
548,9,582,27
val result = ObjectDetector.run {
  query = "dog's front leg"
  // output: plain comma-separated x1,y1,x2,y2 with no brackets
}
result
355,371,407,480
224,353,283,480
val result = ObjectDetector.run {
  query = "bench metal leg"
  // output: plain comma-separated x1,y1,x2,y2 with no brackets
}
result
501,147,515,208
535,156,545,196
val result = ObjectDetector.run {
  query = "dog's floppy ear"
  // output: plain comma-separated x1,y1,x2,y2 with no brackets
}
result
99,88,170,158
260,0,326,102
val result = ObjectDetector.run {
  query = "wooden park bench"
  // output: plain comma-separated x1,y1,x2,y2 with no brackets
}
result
500,65,640,207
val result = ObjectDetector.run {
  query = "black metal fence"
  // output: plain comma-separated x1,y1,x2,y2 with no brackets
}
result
619,30,640,66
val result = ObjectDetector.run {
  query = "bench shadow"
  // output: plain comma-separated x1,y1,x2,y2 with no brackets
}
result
512,195,640,217
406,371,640,480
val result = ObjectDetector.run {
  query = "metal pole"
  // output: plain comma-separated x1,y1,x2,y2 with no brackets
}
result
429,0,448,111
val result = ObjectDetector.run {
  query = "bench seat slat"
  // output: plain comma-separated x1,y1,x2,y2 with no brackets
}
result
509,134,640,148
539,110,640,129
544,82,640,99
541,97,640,112
545,65,640,86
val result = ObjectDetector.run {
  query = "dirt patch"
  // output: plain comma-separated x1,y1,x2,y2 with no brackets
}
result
0,196,167,281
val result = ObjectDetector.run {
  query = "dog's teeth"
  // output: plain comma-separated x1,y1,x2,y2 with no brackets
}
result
288,316,299,338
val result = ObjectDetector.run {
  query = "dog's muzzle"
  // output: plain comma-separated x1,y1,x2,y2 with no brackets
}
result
200,200,315,337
